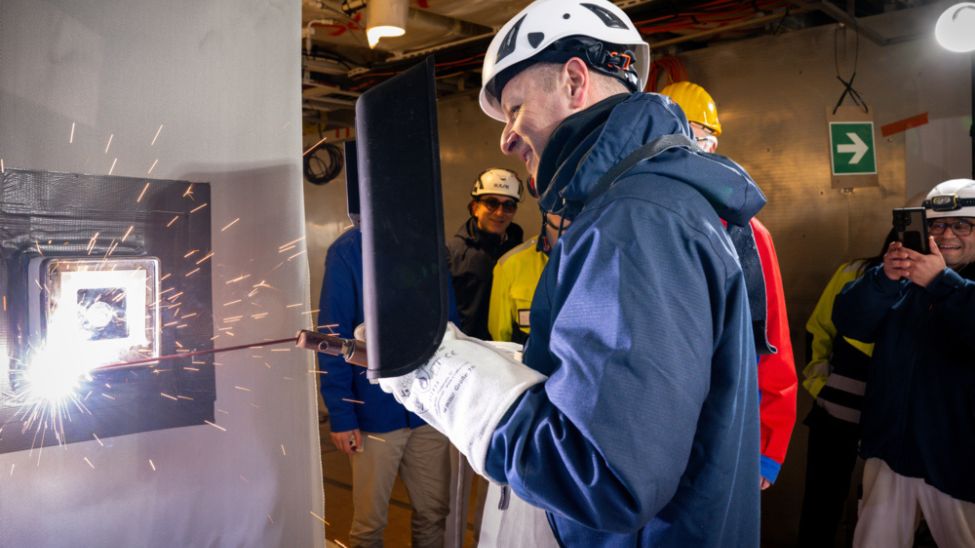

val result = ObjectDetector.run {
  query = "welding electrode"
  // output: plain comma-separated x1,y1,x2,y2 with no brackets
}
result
93,330,367,370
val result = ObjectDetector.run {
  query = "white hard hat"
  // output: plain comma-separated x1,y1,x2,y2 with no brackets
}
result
923,178,975,219
471,168,523,201
479,0,650,122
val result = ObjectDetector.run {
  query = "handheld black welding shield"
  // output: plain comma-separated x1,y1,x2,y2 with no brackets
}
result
354,56,449,379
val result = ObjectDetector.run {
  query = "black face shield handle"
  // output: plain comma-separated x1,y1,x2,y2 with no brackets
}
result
354,56,449,379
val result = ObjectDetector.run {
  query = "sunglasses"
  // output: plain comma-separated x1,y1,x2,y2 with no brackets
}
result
478,197,517,214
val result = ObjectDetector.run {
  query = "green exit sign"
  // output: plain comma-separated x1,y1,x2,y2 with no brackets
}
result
829,122,877,175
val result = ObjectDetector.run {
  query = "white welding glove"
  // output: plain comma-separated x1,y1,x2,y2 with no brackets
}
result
378,322,546,476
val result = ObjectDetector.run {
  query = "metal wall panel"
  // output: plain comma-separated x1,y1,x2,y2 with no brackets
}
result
0,1,322,546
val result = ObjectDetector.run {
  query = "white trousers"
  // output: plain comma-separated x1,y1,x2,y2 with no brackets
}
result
854,458,975,548
478,482,560,548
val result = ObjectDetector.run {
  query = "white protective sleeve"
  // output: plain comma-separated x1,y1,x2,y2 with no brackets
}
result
377,323,546,476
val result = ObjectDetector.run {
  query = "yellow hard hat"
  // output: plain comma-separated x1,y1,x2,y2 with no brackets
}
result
659,81,722,136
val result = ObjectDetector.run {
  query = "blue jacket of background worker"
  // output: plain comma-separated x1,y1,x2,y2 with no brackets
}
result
317,227,461,434
483,92,764,547
833,263,975,503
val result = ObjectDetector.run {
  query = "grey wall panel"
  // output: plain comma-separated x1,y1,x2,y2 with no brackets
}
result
0,1,323,546
437,93,542,239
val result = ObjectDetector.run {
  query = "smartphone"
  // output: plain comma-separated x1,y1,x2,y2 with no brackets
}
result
892,207,929,254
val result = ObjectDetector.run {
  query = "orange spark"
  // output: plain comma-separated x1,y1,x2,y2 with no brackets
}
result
278,236,305,250
221,218,240,231
195,251,214,265
190,203,208,214
166,216,179,228
203,420,227,432
151,124,164,146
137,182,150,203
86,232,99,254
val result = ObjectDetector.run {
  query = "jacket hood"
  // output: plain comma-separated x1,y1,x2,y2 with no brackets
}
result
538,92,765,227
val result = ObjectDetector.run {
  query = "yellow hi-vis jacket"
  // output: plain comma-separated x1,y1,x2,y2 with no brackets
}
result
487,238,547,343
804,260,875,399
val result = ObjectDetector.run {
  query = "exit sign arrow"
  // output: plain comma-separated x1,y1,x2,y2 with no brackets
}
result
829,120,877,176
837,132,868,164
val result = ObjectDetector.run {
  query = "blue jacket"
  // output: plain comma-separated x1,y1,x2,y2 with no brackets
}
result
317,228,460,433
833,264,975,503
484,93,764,546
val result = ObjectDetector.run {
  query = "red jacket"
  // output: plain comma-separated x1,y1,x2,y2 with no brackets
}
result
751,218,797,483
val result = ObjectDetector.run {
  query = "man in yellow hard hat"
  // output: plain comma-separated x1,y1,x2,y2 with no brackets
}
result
661,81,798,492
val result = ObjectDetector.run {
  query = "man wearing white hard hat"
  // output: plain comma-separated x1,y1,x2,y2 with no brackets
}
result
380,1,767,545
834,178,975,547
447,168,524,340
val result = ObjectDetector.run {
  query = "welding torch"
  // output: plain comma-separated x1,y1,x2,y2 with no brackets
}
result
294,329,368,367
93,329,368,371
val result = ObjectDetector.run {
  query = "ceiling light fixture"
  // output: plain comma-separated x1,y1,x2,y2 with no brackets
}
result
366,0,408,49
935,2,975,53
